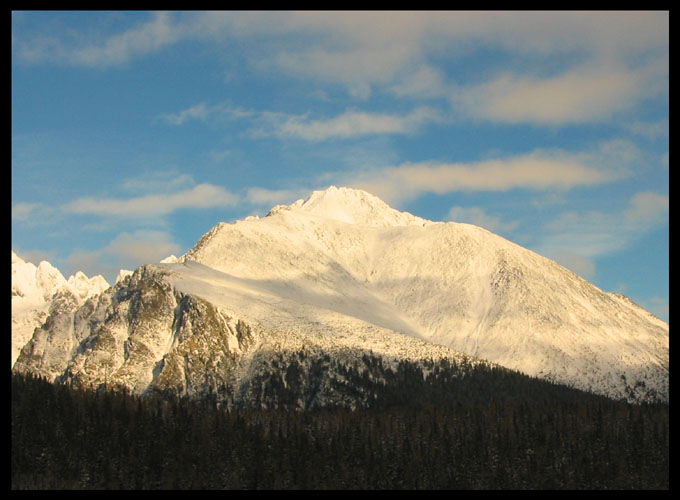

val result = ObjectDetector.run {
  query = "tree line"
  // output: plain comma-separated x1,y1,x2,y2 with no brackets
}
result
11,353,668,490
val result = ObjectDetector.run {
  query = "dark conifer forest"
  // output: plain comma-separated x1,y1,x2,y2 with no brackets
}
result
11,354,669,490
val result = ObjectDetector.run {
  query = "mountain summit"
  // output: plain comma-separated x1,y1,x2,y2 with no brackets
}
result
12,187,669,404
268,185,429,227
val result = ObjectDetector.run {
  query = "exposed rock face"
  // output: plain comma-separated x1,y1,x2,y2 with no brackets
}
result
14,263,483,407
50,266,245,395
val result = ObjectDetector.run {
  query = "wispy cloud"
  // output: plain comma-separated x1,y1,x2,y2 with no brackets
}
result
450,58,667,124
271,107,443,141
388,64,449,99
14,11,180,67
624,118,669,141
345,141,634,205
161,102,444,141
119,171,197,194
541,210,630,259
270,41,418,99
12,202,49,221
14,11,668,125
536,191,668,277
20,11,665,71
15,168,311,230
158,101,255,126
623,191,669,225
11,202,60,228
63,183,239,218
65,230,181,282
159,102,212,126
231,11,668,103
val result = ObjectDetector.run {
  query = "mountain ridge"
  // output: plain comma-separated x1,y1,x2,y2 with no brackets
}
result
11,251,110,366
11,186,669,404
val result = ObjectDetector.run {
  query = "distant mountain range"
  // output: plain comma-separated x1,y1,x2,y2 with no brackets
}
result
12,186,669,405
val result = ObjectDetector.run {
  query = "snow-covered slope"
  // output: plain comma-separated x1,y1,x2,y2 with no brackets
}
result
178,186,669,402
11,252,109,366
12,187,669,404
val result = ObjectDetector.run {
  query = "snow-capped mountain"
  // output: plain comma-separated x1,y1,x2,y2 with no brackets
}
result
11,252,109,366
12,187,669,404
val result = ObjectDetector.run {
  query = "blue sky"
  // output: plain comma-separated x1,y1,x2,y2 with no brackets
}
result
11,11,669,322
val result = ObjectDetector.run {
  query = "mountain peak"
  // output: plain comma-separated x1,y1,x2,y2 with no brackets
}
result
65,271,109,301
270,185,429,227
160,254,179,264
301,185,381,208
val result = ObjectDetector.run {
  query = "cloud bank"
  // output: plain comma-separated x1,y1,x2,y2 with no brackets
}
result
14,11,668,125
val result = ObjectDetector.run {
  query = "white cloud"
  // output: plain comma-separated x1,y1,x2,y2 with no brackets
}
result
14,12,667,124
160,102,211,126
625,119,669,141
74,11,178,66
535,191,668,277
220,11,668,101
347,146,626,206
63,183,239,218
433,11,668,58
12,202,62,228
273,107,443,141
14,11,180,67
624,191,669,225
389,65,449,99
338,138,642,206
450,58,667,124
120,172,196,194
158,101,259,127
163,101,445,141
12,202,47,222
271,43,417,98
540,210,628,259
180,11,667,60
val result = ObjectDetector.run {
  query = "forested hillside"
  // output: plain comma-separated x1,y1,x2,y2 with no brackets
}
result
11,353,668,489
